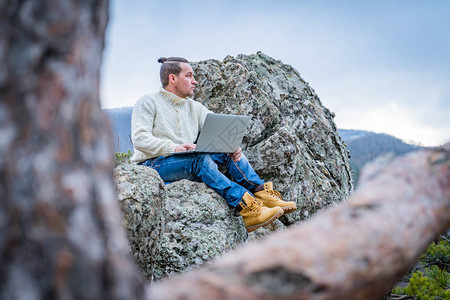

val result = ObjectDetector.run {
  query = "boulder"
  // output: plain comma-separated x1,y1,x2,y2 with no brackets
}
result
191,52,353,224
115,164,284,280
114,164,165,279
114,52,353,280
151,179,247,279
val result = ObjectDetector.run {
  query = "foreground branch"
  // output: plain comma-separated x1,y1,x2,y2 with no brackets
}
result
147,145,450,300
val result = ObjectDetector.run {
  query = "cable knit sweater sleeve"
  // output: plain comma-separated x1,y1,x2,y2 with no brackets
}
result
131,95,179,161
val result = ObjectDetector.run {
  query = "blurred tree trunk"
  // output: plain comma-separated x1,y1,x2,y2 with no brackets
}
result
0,1,143,299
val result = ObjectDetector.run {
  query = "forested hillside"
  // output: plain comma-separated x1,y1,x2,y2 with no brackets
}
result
339,129,422,184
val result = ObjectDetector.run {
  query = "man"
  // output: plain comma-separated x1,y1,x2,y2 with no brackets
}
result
131,57,296,232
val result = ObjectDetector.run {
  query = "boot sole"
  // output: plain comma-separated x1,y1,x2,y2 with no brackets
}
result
246,209,284,233
282,206,297,214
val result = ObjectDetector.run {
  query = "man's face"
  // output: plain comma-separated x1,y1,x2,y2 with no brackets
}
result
173,62,197,98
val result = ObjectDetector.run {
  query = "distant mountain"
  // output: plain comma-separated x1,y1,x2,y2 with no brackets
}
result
103,109,423,186
339,129,422,184
338,129,373,143
104,107,133,153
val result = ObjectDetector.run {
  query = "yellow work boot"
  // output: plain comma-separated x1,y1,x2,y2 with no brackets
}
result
237,192,283,232
254,182,297,214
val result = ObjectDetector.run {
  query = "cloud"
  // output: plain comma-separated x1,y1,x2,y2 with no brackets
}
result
337,101,449,146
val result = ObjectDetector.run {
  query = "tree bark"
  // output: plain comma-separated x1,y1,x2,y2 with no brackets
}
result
0,1,143,299
147,146,450,300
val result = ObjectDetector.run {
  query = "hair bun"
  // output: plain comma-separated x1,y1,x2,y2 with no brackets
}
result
158,57,167,63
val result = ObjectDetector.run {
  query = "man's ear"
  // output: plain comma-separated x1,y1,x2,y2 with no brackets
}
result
169,74,176,83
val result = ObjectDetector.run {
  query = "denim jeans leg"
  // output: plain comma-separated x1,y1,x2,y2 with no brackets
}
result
189,154,249,207
210,153,264,192
141,154,248,207
146,155,198,184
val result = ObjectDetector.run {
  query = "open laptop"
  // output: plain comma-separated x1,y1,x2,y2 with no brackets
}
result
171,113,251,155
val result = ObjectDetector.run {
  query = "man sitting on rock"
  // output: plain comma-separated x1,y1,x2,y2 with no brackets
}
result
131,56,296,232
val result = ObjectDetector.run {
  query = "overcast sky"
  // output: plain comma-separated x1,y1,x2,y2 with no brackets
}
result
100,0,449,146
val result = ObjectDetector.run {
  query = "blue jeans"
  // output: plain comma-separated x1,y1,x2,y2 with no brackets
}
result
140,153,264,207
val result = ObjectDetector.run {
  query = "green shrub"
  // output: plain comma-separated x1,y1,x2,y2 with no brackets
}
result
114,150,133,167
392,266,449,299
421,240,450,272
391,236,450,300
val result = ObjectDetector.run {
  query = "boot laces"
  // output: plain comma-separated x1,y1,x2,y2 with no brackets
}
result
246,198,262,213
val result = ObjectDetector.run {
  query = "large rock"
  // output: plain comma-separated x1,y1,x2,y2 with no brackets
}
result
114,52,353,280
152,179,247,279
192,52,353,224
115,164,284,280
114,164,166,279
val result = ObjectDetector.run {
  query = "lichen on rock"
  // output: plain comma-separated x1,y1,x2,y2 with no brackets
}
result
114,164,166,279
191,52,353,224
152,180,248,279
115,164,285,281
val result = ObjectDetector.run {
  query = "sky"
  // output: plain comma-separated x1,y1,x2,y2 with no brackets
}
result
100,0,450,147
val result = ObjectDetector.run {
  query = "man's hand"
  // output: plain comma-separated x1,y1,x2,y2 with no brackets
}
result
175,143,196,152
229,147,242,162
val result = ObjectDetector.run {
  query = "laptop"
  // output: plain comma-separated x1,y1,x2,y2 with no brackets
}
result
171,113,251,155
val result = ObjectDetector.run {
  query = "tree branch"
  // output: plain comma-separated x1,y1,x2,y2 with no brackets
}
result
147,145,450,300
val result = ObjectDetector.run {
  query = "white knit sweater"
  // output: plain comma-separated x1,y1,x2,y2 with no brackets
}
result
131,87,212,163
